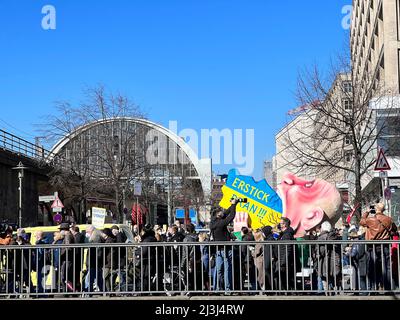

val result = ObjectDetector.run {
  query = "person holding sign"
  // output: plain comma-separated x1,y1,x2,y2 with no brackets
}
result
210,198,239,293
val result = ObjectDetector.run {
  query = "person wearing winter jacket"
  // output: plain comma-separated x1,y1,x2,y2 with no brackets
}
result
276,217,296,291
138,224,158,291
84,226,103,294
210,198,239,293
261,226,277,291
347,227,368,295
101,228,118,292
181,223,201,293
315,221,341,294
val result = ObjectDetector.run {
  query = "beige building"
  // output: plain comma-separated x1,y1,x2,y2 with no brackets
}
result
211,173,227,206
275,73,352,188
351,0,400,222
263,159,277,189
275,110,316,184
351,0,400,93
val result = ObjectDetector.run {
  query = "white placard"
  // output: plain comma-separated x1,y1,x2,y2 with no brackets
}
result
92,207,107,229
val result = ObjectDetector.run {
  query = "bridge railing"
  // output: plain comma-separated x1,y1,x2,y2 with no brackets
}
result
0,130,65,166
0,129,49,160
0,240,399,298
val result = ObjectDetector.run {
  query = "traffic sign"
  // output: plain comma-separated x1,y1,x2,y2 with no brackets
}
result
39,195,56,202
53,213,63,224
51,197,64,209
375,149,391,171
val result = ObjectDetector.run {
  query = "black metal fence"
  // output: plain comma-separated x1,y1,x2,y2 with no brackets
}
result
0,240,399,298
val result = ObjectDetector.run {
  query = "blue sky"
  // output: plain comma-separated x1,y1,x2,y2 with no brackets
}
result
0,0,350,179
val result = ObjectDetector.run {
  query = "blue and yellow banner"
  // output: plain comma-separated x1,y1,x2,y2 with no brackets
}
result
219,169,282,230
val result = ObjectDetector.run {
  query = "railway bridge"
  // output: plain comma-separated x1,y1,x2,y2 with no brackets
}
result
0,130,53,226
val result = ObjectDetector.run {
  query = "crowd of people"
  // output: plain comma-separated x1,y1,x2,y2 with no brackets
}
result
0,199,399,297
0,223,128,296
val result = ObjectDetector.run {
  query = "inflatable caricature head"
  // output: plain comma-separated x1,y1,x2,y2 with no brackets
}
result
277,172,343,238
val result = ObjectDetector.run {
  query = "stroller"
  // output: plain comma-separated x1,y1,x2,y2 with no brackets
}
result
162,265,187,296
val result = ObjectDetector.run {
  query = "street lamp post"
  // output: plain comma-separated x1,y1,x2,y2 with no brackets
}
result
12,161,29,228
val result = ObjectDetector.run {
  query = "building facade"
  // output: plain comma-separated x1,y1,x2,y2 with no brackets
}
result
351,0,400,93
211,173,228,207
351,0,400,223
263,160,277,189
275,110,318,185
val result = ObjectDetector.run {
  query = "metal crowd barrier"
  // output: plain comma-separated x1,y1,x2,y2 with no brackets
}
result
0,240,399,298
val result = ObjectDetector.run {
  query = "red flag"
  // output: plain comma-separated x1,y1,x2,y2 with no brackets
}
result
346,203,360,224
132,203,148,227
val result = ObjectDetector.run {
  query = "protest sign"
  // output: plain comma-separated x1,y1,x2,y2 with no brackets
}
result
220,169,283,230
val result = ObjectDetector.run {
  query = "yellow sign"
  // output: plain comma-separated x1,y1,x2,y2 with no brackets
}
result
219,170,282,230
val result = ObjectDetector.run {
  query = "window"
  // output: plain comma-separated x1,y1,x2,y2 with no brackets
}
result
345,135,352,145
377,111,400,156
345,151,353,162
343,99,353,110
378,136,400,156
343,81,353,93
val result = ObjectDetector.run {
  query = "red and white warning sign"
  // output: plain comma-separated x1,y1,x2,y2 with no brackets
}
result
51,196,64,212
375,149,391,171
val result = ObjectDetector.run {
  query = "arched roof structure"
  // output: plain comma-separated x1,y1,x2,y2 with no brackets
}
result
50,117,212,198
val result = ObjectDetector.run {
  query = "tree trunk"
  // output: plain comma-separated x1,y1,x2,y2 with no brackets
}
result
354,152,363,221
115,185,121,223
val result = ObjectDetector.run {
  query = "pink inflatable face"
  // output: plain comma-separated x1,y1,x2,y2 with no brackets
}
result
277,173,341,237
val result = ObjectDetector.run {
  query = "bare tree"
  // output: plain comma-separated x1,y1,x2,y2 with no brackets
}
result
279,55,400,217
39,85,207,225
39,85,148,223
